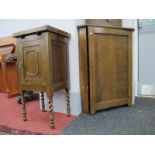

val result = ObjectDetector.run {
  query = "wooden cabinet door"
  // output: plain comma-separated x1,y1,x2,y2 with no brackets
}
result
88,27,132,114
18,40,46,88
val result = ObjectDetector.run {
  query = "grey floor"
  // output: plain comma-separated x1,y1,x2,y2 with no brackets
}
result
61,97,155,135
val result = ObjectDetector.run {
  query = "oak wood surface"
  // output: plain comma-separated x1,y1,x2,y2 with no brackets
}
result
77,24,134,31
78,25,134,114
13,25,70,38
14,25,70,129
78,28,90,113
0,37,19,98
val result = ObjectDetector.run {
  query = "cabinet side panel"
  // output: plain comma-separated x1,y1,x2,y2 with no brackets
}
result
6,63,19,94
0,63,7,92
94,34,128,103
78,28,89,113
52,39,68,90
127,33,132,106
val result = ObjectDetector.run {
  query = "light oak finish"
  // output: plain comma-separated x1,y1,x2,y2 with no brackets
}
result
0,37,19,98
78,25,134,114
13,25,71,129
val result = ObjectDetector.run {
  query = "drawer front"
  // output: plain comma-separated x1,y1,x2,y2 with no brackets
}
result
17,40,46,87
86,19,122,27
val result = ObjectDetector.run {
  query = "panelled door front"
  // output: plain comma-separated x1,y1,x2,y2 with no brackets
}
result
18,40,46,87
88,27,132,114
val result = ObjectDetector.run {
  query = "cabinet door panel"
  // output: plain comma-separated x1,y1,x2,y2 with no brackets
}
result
94,34,128,102
88,27,131,114
18,40,45,86
24,48,39,76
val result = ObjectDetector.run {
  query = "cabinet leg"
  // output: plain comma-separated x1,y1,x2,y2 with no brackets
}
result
21,91,27,121
41,92,45,112
48,97,55,129
65,88,71,117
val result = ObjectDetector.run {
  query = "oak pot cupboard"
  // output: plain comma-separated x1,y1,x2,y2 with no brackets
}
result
78,25,134,114
13,25,71,129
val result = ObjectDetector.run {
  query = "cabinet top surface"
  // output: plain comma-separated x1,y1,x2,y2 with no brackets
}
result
13,25,70,38
77,24,134,31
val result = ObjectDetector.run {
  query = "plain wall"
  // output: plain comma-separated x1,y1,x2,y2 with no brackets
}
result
122,19,138,102
139,19,155,85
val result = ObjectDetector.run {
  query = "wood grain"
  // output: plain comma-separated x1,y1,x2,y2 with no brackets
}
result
78,28,90,113
14,25,71,129
0,37,19,98
78,25,134,114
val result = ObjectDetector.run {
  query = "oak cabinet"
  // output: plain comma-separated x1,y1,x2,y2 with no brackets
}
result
14,25,71,129
78,25,134,114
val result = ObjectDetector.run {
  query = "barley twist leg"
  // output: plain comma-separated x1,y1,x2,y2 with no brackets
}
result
41,92,45,112
65,88,71,117
21,91,27,121
48,97,55,129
